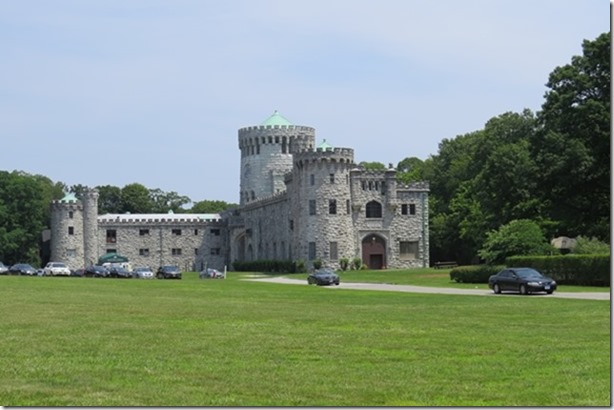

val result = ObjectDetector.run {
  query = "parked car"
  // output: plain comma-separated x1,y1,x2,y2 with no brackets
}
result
71,268,85,277
132,266,155,279
44,262,71,276
307,268,340,286
85,265,110,278
9,263,37,276
109,266,132,279
488,267,557,295
199,268,224,279
0,262,9,275
157,265,182,279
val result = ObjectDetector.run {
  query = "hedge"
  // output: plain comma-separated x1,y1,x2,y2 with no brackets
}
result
450,265,505,283
505,254,610,286
232,259,307,273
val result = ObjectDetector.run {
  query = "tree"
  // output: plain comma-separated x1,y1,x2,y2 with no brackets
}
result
190,200,238,213
149,188,191,213
478,219,554,265
532,32,610,241
358,161,386,171
396,157,425,184
96,185,122,214
121,183,152,214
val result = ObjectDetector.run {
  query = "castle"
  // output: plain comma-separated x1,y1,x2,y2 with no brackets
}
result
50,111,430,271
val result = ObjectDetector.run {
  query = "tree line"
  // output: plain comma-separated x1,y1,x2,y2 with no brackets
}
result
0,32,609,267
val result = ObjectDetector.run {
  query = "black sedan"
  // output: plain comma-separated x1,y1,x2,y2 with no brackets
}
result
109,266,132,279
157,265,182,279
85,265,110,278
489,267,557,295
307,269,340,286
9,263,37,276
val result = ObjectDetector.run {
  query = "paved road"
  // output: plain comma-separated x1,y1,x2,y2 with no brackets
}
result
247,276,611,301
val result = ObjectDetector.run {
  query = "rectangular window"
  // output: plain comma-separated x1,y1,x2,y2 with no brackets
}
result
410,204,416,215
194,229,199,235
329,241,338,261
171,248,182,256
172,229,182,236
106,249,116,254
309,199,316,215
329,199,337,214
329,173,335,183
401,204,408,215
308,242,316,260
210,229,220,236
139,248,150,256
289,219,294,231
68,226,74,235
346,199,350,214
139,229,150,236
310,174,315,186
195,248,199,255
68,211,73,219
66,249,76,257
210,248,221,255
106,230,117,243
400,241,419,260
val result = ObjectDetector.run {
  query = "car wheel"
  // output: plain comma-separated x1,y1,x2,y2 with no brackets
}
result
493,283,501,294
519,284,528,295
546,290,554,295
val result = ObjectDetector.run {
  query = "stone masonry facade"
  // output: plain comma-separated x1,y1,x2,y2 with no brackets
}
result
50,112,429,271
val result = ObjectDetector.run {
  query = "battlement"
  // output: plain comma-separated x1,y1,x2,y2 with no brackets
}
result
51,200,83,210
242,190,288,211
293,147,354,166
98,213,222,224
397,181,430,191
238,124,315,135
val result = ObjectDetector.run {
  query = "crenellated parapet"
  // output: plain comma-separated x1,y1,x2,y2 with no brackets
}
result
397,181,430,192
238,125,316,153
293,147,354,168
242,190,288,211
97,214,222,225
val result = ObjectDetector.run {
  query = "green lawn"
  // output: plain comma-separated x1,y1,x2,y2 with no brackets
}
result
0,272,609,406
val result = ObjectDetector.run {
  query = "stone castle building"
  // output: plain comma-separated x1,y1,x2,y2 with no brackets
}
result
50,111,429,271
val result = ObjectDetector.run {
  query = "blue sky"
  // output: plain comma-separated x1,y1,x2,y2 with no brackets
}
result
0,0,608,204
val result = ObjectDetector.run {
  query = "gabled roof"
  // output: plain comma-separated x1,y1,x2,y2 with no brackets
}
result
261,110,292,126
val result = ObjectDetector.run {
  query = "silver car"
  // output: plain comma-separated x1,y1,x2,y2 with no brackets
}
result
132,266,154,279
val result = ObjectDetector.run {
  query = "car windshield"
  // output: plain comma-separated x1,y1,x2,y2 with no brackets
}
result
53,263,66,268
515,268,544,279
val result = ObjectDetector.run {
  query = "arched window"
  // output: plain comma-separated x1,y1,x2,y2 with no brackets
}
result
365,201,382,218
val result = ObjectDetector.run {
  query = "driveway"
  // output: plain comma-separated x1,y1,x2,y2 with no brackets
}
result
247,276,610,301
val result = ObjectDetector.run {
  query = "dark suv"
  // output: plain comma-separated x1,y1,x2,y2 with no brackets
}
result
157,265,182,279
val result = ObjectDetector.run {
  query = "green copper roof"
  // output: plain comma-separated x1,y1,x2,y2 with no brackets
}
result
61,193,78,202
261,110,293,126
317,139,333,150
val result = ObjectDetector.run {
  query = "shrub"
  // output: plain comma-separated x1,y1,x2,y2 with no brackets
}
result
450,265,506,283
478,219,554,264
506,254,610,286
351,257,362,270
339,258,349,271
571,236,610,255
360,263,368,270
232,259,307,273
312,259,323,270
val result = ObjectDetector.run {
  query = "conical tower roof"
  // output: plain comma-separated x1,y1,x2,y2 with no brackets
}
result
261,110,292,126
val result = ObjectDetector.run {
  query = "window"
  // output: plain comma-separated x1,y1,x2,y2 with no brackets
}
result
308,242,316,260
310,174,315,186
139,229,149,236
172,229,182,236
66,249,76,257
289,219,294,231
106,230,117,243
346,199,350,214
195,248,199,255
171,248,182,256
194,229,199,235
329,199,337,214
106,249,116,254
329,173,335,183
400,241,419,260
210,229,220,236
139,248,150,256
68,226,74,235
68,211,73,219
402,204,416,215
329,242,338,261
211,248,221,255
410,204,416,215
401,204,408,215
309,199,316,215
365,201,382,218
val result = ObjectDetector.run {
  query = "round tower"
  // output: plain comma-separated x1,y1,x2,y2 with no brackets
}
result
289,142,355,269
50,193,84,269
238,111,316,206
82,188,99,267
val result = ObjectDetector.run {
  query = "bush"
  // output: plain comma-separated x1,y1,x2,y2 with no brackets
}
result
351,257,362,270
312,259,323,270
450,265,506,283
571,236,610,255
339,258,349,271
232,259,307,273
478,219,554,264
506,254,610,286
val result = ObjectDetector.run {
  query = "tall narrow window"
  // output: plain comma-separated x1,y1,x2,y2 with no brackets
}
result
68,211,73,219
329,242,338,261
329,173,335,183
106,230,117,243
308,242,316,260
346,199,350,214
310,174,315,186
309,199,316,215
401,204,408,215
68,226,74,235
329,199,337,215
410,204,416,215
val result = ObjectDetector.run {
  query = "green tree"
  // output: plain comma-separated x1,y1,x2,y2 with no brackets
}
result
571,236,610,255
149,188,191,213
358,161,386,171
396,157,425,184
121,183,152,214
190,200,238,213
478,219,554,265
96,185,122,214
532,32,610,241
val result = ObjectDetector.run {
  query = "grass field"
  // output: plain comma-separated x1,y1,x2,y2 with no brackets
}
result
0,271,610,406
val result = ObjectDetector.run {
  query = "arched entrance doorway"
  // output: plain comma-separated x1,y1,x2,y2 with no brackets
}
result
361,234,386,269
